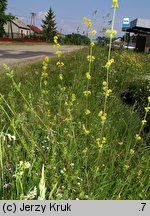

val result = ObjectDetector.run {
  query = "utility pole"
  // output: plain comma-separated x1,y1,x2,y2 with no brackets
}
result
30,12,36,34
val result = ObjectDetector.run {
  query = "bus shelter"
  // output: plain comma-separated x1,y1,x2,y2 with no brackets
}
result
122,18,150,53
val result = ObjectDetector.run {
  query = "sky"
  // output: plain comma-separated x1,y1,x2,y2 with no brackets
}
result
6,0,150,36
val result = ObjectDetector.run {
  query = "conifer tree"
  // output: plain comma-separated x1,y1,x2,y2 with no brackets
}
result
41,8,57,41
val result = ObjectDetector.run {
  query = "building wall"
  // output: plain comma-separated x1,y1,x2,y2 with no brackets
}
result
136,35,146,52
4,22,30,38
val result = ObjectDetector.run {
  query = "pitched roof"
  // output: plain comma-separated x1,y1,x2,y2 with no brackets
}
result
123,18,150,34
28,25,43,34
12,18,30,30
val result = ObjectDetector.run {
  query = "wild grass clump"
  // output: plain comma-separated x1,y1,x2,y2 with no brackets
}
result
0,0,150,200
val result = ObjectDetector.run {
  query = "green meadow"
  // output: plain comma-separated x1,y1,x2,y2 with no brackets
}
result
0,0,150,200
0,44,150,200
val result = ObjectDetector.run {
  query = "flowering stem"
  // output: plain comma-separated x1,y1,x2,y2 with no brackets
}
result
86,43,93,125
93,3,118,191
133,100,150,149
107,7,116,83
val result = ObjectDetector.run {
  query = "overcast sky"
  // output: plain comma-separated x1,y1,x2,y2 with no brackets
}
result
6,0,150,36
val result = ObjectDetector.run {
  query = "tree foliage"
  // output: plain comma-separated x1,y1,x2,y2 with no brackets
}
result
0,0,8,36
0,0,14,37
41,8,57,41
63,33,90,45
96,36,110,46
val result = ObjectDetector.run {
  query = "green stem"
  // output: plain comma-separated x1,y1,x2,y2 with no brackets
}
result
0,104,32,158
93,7,117,191
12,78,48,130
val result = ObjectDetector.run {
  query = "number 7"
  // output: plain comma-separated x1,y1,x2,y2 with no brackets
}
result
141,203,146,211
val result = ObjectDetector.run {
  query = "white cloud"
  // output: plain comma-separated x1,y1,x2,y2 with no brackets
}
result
18,16,25,21
36,12,48,21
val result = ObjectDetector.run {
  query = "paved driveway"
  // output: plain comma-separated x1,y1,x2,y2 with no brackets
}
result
0,45,83,67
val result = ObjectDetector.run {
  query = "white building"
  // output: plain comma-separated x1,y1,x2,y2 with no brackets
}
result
4,18,30,38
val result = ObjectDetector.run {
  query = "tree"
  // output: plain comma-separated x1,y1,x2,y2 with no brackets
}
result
96,36,110,46
0,0,13,37
0,0,8,36
41,8,57,41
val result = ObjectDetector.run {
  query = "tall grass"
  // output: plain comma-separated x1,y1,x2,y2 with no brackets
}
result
0,0,150,200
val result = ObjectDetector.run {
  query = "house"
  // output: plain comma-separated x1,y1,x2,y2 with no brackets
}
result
4,17,30,39
112,37,124,47
27,25,43,35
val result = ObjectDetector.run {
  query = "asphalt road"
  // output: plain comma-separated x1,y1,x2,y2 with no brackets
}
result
0,45,83,67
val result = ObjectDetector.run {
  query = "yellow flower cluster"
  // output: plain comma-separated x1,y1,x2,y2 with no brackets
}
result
83,17,92,28
60,87,66,92
88,30,97,36
41,72,48,78
96,137,106,148
83,125,90,135
106,29,117,38
54,36,58,44
83,90,91,96
43,80,47,86
135,134,142,141
53,36,64,68
85,109,91,115
130,149,135,155
119,53,143,72
64,93,76,107
56,50,62,57
102,81,112,97
59,73,63,80
42,90,48,95
90,42,95,47
44,56,50,63
41,57,49,87
64,117,72,123
98,111,107,123
112,0,119,8
71,93,76,102
142,119,147,126
83,147,88,154
137,170,142,178
42,56,49,71
87,55,95,62
124,164,130,170
47,110,51,118
67,108,71,114
56,61,65,67
144,106,150,112
105,58,114,69
53,36,61,48
85,72,91,80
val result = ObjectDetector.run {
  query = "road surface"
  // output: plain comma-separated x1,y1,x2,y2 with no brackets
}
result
0,45,84,67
